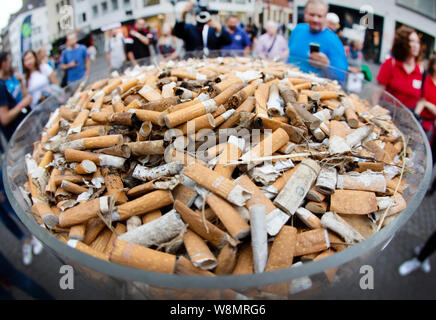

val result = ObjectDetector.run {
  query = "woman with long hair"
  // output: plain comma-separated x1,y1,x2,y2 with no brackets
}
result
22,50,58,109
376,26,423,111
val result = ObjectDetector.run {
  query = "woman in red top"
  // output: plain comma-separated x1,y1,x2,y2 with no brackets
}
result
377,26,423,110
415,56,436,139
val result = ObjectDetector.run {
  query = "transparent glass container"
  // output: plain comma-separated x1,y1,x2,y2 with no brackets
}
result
3,51,433,299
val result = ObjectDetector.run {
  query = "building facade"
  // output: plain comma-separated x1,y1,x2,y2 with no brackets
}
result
5,1,51,70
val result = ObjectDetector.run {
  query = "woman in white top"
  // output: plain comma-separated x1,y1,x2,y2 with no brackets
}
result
22,50,58,109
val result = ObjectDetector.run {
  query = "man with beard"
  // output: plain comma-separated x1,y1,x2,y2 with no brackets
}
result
172,1,231,56
222,15,251,56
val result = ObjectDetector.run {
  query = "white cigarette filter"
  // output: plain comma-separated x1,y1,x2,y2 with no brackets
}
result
250,205,268,274
320,212,365,244
118,210,185,247
133,162,183,181
274,159,321,215
315,166,337,195
337,171,386,193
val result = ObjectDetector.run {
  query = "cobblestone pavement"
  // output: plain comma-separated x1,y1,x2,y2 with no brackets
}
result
1,55,435,300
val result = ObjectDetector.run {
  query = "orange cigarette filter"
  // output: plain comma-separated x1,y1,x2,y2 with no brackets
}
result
109,238,176,274
183,229,218,270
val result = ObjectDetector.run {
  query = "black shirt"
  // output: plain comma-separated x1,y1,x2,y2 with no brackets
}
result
126,28,156,60
0,79,26,141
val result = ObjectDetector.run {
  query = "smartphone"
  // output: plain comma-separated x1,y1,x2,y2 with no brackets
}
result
310,43,320,53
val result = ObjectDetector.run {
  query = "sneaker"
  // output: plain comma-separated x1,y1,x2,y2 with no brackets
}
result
421,259,431,273
31,236,43,256
399,258,421,276
22,242,33,266
414,245,422,256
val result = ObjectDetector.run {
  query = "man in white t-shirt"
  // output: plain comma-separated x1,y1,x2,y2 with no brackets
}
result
105,28,126,74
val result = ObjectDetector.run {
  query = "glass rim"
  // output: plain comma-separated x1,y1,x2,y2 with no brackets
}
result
3,50,433,290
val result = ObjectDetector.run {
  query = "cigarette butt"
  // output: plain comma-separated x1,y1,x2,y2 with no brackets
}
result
265,226,297,271
214,136,244,179
172,184,197,207
95,144,131,158
266,84,285,116
67,239,109,261
321,212,365,243
184,229,218,270
133,162,182,181
219,96,255,129
177,113,215,135
315,167,337,195
228,83,257,108
232,243,254,275
376,193,407,217
250,205,268,273
297,94,308,104
138,85,162,102
130,140,165,156
39,151,53,168
164,100,218,128
295,207,322,229
345,107,359,128
263,167,297,197
182,163,251,207
254,83,270,116
116,78,138,95
356,162,384,173
119,209,185,247
210,77,243,96
83,217,106,245
74,160,97,175
175,256,215,277
68,224,86,241
215,244,237,275
278,142,296,154
46,168,61,195
167,99,201,114
113,190,173,221
329,120,352,154
174,200,235,249
293,103,321,131
59,196,112,227
102,78,122,95
138,121,153,140
206,193,250,240
241,128,289,170
103,170,127,205
67,126,107,141
91,110,112,123
126,181,156,198
134,109,161,125
65,149,126,168
328,231,348,252
60,180,88,195
331,190,378,215
274,159,321,215
306,186,326,202
63,135,123,151
108,112,137,126
213,83,246,107
104,222,127,255
294,82,311,90
295,228,330,256
256,116,305,144
91,94,104,113
142,209,162,224
60,106,79,122
305,201,328,214
109,238,176,274
90,228,112,253
31,202,59,228
301,90,339,101
337,172,386,193
112,97,125,113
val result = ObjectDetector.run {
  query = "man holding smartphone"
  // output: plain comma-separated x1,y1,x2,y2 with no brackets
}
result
288,0,348,81
61,33,90,85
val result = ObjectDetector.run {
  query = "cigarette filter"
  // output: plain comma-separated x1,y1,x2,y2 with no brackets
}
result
183,229,218,270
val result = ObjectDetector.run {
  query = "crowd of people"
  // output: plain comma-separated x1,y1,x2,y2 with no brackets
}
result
0,0,435,297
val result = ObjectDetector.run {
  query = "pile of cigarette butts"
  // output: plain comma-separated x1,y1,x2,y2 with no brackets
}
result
23,56,411,293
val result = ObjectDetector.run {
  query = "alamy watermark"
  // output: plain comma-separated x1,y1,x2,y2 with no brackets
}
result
59,265,74,290
359,265,374,290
